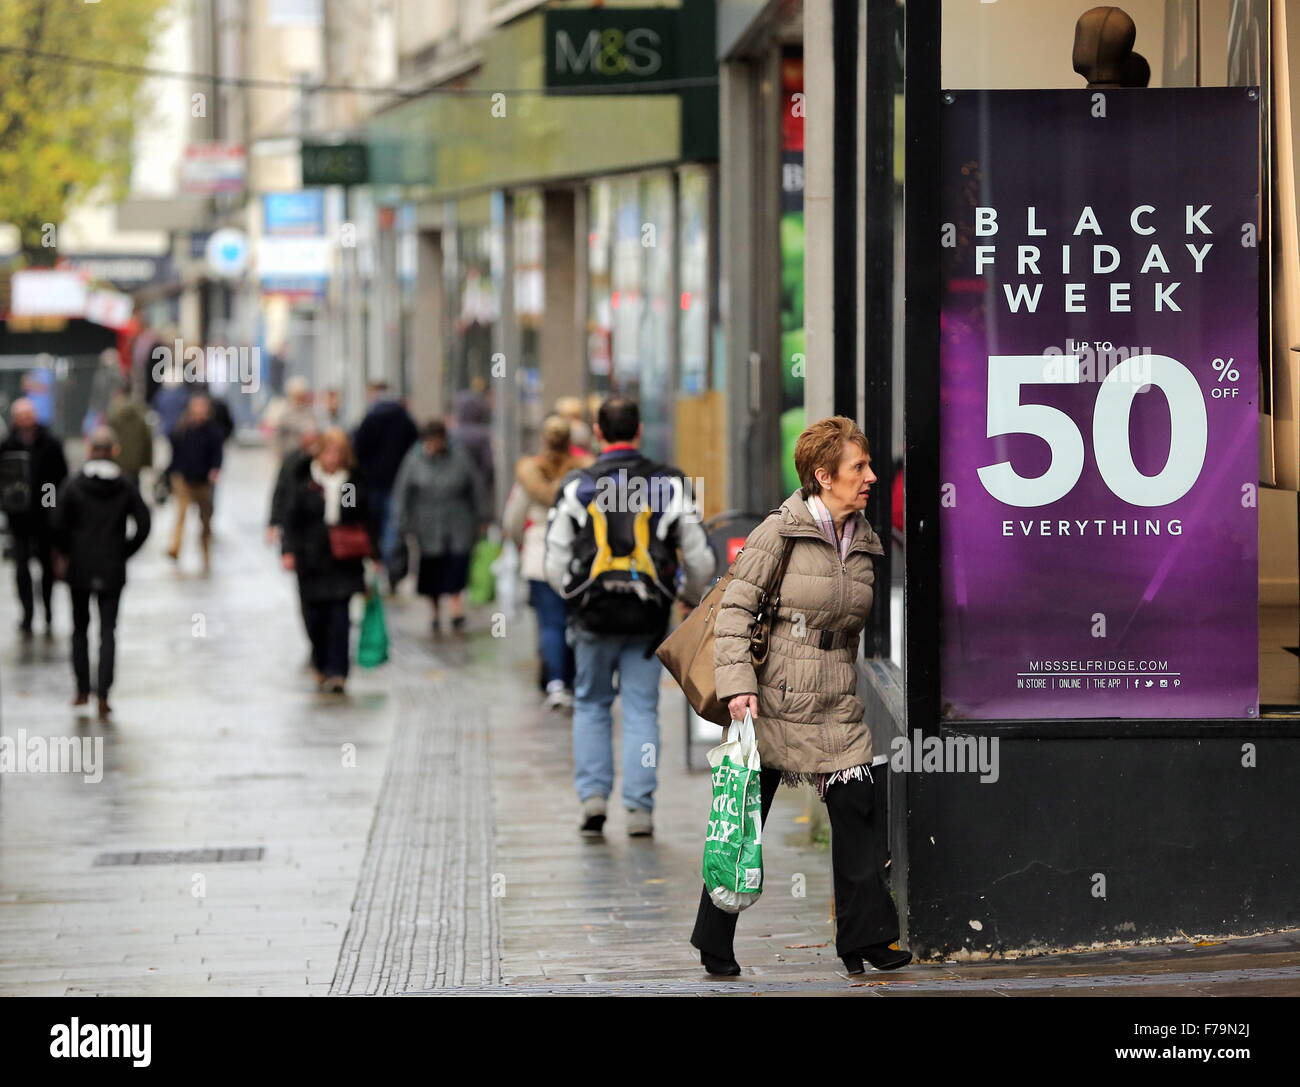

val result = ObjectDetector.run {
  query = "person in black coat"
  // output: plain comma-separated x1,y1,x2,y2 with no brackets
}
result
267,422,319,542
281,428,374,694
352,382,417,574
51,427,151,721
0,397,69,635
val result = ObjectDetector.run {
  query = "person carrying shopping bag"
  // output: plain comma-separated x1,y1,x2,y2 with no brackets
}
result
393,419,487,635
280,428,374,694
689,415,911,978
502,414,592,710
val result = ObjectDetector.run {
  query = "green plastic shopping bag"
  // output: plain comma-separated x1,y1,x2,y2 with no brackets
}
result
702,709,764,913
467,537,502,606
356,576,390,668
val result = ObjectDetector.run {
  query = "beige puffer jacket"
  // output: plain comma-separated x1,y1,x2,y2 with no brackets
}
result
713,489,885,773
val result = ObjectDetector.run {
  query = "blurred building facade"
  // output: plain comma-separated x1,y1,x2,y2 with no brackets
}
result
78,0,841,521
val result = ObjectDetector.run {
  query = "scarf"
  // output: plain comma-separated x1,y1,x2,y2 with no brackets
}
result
805,493,857,559
310,460,348,525
83,460,121,480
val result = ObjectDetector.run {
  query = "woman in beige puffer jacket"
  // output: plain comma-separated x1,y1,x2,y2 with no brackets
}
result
690,415,910,978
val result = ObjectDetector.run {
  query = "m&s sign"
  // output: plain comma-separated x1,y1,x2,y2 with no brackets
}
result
544,10,677,88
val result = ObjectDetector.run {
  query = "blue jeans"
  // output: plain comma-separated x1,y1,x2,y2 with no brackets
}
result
528,580,574,688
371,486,397,563
571,625,662,812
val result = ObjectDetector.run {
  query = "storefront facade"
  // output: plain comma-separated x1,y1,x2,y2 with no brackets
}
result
839,0,1300,957
364,2,724,512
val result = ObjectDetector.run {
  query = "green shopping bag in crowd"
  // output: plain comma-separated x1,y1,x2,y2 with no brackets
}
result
356,577,389,668
467,537,502,606
702,709,764,913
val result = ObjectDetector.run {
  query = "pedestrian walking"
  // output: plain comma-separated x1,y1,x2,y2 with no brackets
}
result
152,380,191,440
393,419,487,634
280,428,374,694
50,427,151,722
544,395,714,838
352,381,418,582
450,382,495,508
553,395,594,459
320,387,343,428
105,381,154,489
272,376,318,461
690,415,911,977
268,422,320,544
0,397,69,637
165,394,223,572
205,388,235,444
502,415,592,711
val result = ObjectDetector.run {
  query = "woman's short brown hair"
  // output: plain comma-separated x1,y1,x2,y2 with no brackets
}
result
794,416,871,499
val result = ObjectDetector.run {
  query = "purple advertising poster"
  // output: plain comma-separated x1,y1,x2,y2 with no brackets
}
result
940,89,1259,720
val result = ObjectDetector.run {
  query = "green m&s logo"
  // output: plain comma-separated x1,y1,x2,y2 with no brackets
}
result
553,26,665,79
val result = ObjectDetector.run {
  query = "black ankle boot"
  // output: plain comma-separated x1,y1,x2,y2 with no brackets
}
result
700,950,741,976
862,942,912,970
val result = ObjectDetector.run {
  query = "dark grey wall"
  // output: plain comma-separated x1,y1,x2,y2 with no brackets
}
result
904,736,1300,957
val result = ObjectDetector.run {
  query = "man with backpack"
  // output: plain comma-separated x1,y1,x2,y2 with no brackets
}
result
544,396,715,838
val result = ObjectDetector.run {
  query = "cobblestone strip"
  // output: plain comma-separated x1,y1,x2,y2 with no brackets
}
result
329,683,501,993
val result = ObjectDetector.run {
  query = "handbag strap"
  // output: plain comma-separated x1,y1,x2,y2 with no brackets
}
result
748,532,794,668
761,533,795,610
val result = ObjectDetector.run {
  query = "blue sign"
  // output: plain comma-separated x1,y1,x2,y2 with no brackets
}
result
262,191,325,236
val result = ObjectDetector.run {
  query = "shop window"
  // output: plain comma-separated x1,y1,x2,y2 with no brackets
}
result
932,0,1282,721
513,189,545,457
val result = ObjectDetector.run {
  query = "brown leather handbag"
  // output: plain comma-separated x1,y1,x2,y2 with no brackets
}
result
655,531,795,727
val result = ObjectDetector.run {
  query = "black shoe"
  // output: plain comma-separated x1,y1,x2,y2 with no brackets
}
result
451,615,466,633
841,954,866,975
701,951,741,976
861,942,912,971
579,798,607,837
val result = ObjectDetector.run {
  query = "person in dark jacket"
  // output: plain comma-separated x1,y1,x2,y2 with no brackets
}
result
166,394,223,571
267,421,319,543
351,382,417,578
51,427,151,721
451,384,495,510
151,382,191,439
206,390,235,444
1,397,69,636
281,427,374,694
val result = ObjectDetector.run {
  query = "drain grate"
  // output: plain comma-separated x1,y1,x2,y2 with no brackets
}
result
93,847,265,867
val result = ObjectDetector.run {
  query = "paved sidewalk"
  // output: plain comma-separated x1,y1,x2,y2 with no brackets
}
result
1,446,1297,997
